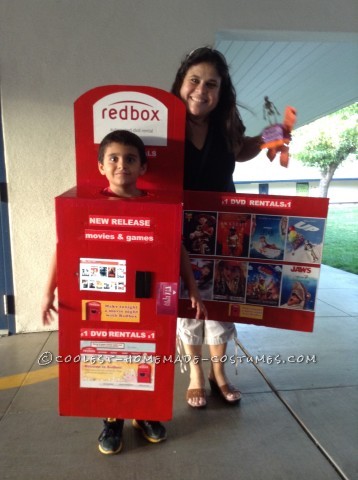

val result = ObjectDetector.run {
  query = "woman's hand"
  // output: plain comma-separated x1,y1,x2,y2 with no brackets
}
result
189,293,208,320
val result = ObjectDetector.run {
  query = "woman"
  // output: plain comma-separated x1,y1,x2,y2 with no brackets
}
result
172,47,263,408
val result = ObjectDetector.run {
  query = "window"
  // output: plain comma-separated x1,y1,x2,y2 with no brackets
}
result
259,183,269,195
296,182,309,196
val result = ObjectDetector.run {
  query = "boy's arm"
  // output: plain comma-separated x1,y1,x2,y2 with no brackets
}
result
42,247,208,323
41,251,58,325
180,245,208,320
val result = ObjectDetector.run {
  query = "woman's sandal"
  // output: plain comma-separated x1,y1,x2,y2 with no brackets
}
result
186,388,207,408
208,377,241,404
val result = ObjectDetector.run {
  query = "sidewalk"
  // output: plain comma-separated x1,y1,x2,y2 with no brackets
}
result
0,265,357,480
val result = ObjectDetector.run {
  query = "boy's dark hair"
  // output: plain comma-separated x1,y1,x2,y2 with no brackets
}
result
98,130,147,165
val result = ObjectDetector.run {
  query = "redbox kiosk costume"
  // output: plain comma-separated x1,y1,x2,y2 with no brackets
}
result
56,86,186,420
56,86,329,420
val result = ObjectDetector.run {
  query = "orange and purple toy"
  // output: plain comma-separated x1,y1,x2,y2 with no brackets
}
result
261,106,297,167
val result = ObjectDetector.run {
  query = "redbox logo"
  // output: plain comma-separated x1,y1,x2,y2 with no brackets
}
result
93,92,168,146
102,103,160,121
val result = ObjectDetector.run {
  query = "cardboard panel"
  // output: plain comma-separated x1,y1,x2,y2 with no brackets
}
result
178,191,329,332
57,189,182,419
74,85,186,192
57,86,186,419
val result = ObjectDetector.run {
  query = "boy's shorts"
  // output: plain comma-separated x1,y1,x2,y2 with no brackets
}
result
177,318,236,345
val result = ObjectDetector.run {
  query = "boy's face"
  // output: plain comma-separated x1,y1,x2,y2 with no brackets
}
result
98,142,147,195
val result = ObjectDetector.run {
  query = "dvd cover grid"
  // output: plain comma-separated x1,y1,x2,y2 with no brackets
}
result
180,210,326,311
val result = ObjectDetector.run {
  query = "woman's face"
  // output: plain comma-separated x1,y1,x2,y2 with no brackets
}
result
179,62,221,121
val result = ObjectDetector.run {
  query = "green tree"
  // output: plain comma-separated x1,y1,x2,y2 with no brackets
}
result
295,104,358,197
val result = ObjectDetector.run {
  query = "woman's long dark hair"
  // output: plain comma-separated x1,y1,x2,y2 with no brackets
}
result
171,47,246,155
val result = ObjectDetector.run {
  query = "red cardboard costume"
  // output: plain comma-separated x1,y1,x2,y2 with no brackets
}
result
178,190,329,333
57,86,185,419
56,86,328,420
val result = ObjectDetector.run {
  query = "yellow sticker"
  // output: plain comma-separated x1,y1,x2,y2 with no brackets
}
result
81,300,140,322
239,304,264,320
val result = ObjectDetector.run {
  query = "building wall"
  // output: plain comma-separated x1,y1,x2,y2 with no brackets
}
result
0,0,357,332
236,180,358,203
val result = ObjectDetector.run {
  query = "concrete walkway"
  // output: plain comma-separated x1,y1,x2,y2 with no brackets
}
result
0,265,357,480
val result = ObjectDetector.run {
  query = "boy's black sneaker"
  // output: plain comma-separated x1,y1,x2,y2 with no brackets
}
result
98,419,124,455
132,419,167,443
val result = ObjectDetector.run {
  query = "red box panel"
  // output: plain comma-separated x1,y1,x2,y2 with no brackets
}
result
178,190,329,333
57,188,182,420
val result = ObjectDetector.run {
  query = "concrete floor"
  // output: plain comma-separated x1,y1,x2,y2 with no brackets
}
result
0,265,357,480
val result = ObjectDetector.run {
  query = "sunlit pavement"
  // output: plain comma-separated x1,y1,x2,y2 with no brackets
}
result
0,265,357,480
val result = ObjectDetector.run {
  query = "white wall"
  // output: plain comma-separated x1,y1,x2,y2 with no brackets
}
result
1,0,357,332
236,180,358,203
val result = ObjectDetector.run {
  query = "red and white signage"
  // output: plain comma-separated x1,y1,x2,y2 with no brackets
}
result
179,190,329,333
93,91,168,145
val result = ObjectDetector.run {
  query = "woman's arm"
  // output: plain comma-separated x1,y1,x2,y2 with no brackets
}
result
235,135,263,162
180,245,208,320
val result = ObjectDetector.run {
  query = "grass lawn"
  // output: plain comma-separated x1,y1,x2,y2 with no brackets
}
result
322,204,358,275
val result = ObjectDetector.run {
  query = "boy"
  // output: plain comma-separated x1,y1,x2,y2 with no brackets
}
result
42,130,207,455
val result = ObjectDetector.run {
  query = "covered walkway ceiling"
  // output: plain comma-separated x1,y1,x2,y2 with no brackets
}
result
215,30,358,135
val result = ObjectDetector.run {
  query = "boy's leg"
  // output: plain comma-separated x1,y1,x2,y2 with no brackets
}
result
132,420,167,443
98,418,124,455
